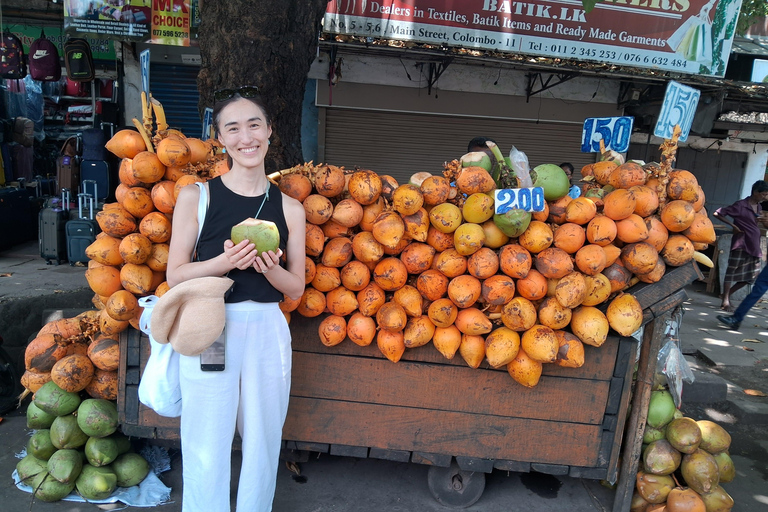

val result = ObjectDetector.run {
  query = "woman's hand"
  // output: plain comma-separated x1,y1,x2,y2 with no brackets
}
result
254,249,283,274
224,239,257,270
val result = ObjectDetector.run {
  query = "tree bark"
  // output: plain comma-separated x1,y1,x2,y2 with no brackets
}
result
197,1,329,172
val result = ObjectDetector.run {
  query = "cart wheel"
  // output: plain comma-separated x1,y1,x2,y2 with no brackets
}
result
427,460,485,508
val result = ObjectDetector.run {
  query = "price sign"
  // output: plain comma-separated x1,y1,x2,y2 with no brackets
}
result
140,49,150,98
581,116,633,153
654,80,700,142
202,107,214,140
494,187,546,214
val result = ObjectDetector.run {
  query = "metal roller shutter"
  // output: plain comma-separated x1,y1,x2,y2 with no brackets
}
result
149,64,202,138
323,109,595,185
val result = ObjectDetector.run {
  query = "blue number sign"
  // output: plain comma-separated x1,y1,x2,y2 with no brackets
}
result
140,49,150,98
581,116,634,153
654,80,700,142
202,107,214,140
494,188,546,214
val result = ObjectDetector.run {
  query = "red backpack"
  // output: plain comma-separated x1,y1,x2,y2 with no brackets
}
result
29,29,61,82
0,31,26,79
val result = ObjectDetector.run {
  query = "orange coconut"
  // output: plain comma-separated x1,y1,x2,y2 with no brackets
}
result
351,231,384,264
311,264,341,292
392,184,424,216
638,258,666,283
96,207,137,238
456,166,496,194
481,219,510,249
467,247,499,279
667,170,700,202
603,262,633,293
318,315,347,347
357,282,386,317
156,137,191,168
607,161,647,189
553,222,586,254
615,213,649,243
682,211,716,244
447,275,482,308
535,247,574,279
480,274,516,305
519,220,554,253
106,129,146,159
459,334,486,368
403,316,436,349
516,268,548,301
321,237,353,268
602,244,622,267
570,306,609,347
373,211,406,249
660,200,695,232
507,348,543,387
555,331,585,368
314,165,345,197
347,170,382,205
434,248,468,278
427,297,459,328
547,195,572,224
621,242,659,275
582,273,612,306
565,197,598,225
304,257,317,284
501,296,538,331
554,271,587,308
645,216,670,252
132,151,166,184
321,219,351,239
586,215,617,247
305,224,325,257
139,212,172,243
296,287,326,317
373,257,408,291
432,325,462,359
359,197,385,232
120,263,153,295
603,189,637,220
427,225,456,252
416,269,449,302
151,180,176,214
377,329,406,363
429,203,463,234
592,160,619,185
661,234,695,266
85,235,123,266
347,312,377,347
575,244,608,276
118,233,153,265
397,242,433,275
304,194,334,225
279,173,313,202
499,244,532,279
521,324,558,363
537,296,572,330
173,174,203,200
331,198,364,228
393,285,423,317
326,286,359,316
340,260,371,292
630,185,659,217
420,175,451,205
454,308,492,336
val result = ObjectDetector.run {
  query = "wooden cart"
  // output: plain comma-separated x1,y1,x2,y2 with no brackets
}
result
117,262,701,510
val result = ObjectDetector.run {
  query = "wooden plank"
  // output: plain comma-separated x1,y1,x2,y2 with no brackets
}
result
602,415,617,432
493,460,531,472
291,317,621,381
369,448,411,463
612,316,667,512
629,262,698,311
649,289,688,318
117,330,130,425
125,368,140,386
291,352,610,425
569,466,608,479
604,377,624,416
612,338,634,378
411,452,452,467
330,444,369,458
294,442,330,453
283,397,602,467
124,384,139,424
126,329,141,367
606,338,639,484
456,456,495,474
530,463,569,476
139,403,180,430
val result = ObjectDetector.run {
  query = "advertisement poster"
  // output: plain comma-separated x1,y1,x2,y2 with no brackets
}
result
324,0,743,77
64,0,198,47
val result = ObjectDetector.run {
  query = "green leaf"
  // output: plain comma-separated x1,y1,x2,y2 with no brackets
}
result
582,0,603,14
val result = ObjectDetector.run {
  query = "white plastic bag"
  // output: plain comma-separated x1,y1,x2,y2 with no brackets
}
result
137,296,182,418
508,146,533,188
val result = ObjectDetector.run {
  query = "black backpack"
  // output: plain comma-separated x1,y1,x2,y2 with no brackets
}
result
63,38,94,82
29,29,61,82
0,31,27,79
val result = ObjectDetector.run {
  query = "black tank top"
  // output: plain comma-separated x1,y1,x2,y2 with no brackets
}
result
197,177,288,303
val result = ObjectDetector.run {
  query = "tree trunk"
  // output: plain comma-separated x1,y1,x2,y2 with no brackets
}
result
197,1,329,172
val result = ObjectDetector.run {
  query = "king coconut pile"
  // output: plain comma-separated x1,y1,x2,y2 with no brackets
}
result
17,96,733,507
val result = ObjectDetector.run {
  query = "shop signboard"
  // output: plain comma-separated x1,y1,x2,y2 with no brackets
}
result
10,25,114,61
324,0,743,77
63,0,199,47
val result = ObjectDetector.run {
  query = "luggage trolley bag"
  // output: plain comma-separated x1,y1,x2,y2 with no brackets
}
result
39,189,70,265
66,192,100,265
80,160,110,203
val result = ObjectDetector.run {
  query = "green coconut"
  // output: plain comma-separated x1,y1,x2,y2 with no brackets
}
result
111,452,150,487
50,414,89,449
681,448,720,495
700,485,734,512
109,432,133,455
27,401,57,429
666,417,702,454
712,451,735,483
76,464,117,500
230,218,280,257
493,209,532,238
34,381,81,417
460,152,493,172
643,423,667,444
696,420,731,454
642,439,681,475
28,429,57,461
530,164,570,201
647,390,676,429
47,449,83,485
16,454,48,484
33,473,75,502
85,436,119,467
77,399,118,438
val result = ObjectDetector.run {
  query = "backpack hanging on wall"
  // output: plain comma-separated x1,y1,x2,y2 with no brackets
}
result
63,38,94,82
0,31,27,79
29,29,61,82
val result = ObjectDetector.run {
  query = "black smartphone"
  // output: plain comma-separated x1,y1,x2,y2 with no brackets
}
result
200,327,226,372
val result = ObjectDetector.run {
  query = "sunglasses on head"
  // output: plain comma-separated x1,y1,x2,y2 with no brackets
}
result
213,85,260,103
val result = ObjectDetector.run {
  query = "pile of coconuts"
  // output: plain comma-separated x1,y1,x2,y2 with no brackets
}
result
632,389,735,512
16,380,151,503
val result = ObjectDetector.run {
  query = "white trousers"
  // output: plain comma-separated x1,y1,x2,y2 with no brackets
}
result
179,301,292,512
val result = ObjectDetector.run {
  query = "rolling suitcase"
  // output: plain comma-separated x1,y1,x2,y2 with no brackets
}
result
39,189,70,265
80,160,110,203
66,191,100,265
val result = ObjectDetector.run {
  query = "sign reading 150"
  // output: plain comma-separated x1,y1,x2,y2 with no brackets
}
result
494,188,546,214
581,116,634,153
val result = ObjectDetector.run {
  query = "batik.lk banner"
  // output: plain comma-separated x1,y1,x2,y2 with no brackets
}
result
324,0,743,77
64,0,199,47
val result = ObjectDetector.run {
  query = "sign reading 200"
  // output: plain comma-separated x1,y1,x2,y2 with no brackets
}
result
494,187,546,214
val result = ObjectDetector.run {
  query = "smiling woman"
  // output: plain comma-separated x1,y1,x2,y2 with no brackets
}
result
164,87,306,512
